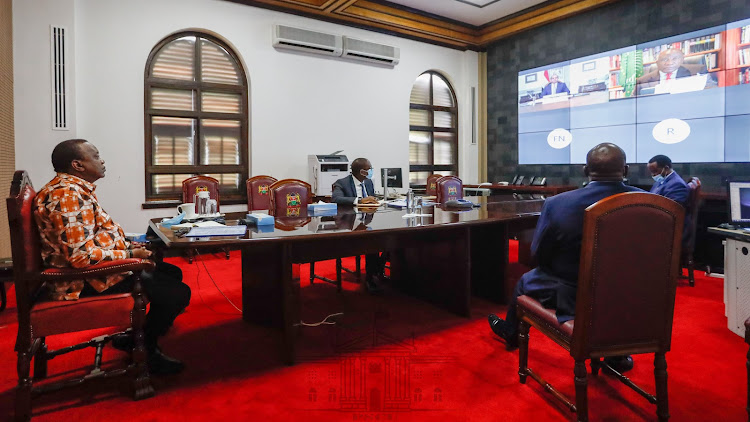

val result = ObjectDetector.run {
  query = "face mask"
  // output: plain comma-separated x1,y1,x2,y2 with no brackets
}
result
652,174,665,183
363,169,374,179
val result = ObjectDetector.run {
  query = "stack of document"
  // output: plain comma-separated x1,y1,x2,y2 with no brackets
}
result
171,221,247,237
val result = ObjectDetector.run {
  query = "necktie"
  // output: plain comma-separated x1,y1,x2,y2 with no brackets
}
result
666,73,672,81
361,183,367,198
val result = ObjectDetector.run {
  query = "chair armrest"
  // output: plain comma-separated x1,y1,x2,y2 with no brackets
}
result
40,259,156,283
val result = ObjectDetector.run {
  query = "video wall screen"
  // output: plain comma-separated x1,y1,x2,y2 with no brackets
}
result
517,18,750,164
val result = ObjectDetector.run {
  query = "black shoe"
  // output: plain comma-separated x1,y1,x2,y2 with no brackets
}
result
148,348,185,375
603,355,634,374
111,332,134,352
488,314,518,350
365,274,384,294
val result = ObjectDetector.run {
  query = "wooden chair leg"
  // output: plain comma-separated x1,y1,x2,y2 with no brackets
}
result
16,350,32,422
310,262,315,284
336,258,342,292
654,352,670,421
688,258,695,287
224,247,231,260
33,337,47,380
574,360,588,422
0,281,6,312
590,357,601,376
518,320,530,384
131,276,154,400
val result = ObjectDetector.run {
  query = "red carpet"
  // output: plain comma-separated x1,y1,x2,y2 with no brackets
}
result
0,242,745,421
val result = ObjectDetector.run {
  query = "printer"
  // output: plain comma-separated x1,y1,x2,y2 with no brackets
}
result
308,154,349,196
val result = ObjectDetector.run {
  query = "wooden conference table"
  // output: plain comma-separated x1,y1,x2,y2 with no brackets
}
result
148,197,544,363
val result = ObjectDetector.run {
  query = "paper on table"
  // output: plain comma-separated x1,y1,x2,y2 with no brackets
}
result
171,220,225,229
185,225,247,237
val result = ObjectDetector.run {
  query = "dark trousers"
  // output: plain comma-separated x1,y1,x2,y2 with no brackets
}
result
504,277,556,338
81,261,191,350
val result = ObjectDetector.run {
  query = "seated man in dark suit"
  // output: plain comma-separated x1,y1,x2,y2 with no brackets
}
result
331,157,378,205
540,73,571,97
488,143,643,373
648,154,689,208
331,158,383,291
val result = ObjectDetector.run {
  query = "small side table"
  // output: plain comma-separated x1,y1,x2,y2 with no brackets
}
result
0,257,12,312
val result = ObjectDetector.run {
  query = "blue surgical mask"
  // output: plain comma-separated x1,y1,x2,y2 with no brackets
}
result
652,174,665,183
365,169,374,179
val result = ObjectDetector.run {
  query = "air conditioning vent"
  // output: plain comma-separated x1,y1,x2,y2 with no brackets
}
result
50,25,68,130
342,37,400,66
273,24,342,57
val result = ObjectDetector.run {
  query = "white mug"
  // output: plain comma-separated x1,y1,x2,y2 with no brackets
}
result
178,203,198,220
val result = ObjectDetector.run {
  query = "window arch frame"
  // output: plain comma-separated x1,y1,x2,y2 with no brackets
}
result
143,30,249,204
408,70,459,188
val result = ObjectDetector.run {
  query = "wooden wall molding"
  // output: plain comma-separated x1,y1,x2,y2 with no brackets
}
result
224,0,621,50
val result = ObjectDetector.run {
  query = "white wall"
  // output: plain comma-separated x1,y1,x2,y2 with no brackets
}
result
13,0,77,177
14,0,479,231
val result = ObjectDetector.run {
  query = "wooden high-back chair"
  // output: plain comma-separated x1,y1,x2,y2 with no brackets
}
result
182,175,221,214
181,175,227,261
7,171,155,421
246,175,277,211
426,174,442,196
515,192,684,422
435,175,463,203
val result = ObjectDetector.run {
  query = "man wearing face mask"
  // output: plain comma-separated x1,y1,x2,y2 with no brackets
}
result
331,158,384,291
332,158,378,205
648,155,689,208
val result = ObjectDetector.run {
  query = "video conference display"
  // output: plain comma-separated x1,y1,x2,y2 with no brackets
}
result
518,18,750,164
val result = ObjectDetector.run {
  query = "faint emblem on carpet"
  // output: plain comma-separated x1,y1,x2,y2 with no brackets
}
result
297,310,455,418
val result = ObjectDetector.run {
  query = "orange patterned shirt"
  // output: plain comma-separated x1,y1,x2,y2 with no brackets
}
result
34,173,132,300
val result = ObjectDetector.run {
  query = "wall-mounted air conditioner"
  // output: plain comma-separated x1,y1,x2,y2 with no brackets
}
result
342,36,400,66
272,24,343,57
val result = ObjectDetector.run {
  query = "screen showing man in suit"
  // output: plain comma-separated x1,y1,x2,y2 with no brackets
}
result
541,73,571,97
635,48,712,96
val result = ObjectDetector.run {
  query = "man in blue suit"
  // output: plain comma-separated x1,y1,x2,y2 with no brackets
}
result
332,157,378,205
540,73,570,97
647,155,689,208
488,143,643,372
332,158,383,291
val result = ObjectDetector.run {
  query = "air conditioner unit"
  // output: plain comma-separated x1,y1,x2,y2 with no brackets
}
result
272,24,343,57
342,36,400,66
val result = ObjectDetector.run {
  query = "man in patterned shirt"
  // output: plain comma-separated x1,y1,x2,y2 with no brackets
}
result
34,139,191,375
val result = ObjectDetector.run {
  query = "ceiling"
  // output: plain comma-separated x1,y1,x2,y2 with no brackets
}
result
385,0,549,27
225,0,621,50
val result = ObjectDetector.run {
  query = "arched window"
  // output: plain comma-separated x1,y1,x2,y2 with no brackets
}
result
144,31,248,203
408,71,458,187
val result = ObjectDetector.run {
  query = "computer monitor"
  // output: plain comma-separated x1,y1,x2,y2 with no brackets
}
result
381,168,403,189
727,181,750,226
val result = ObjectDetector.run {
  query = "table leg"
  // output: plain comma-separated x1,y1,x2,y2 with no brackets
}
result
241,245,299,365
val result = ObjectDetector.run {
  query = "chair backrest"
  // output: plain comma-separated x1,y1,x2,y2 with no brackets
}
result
571,192,684,359
269,179,312,217
426,174,442,196
436,176,463,203
6,170,43,319
683,177,702,254
246,175,277,211
182,176,220,213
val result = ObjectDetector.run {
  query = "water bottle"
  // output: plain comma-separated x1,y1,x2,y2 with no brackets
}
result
406,189,414,214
